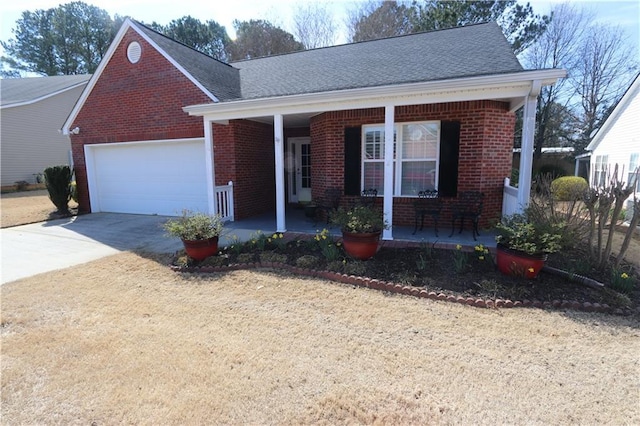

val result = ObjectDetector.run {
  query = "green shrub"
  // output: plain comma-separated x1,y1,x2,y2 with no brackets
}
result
551,176,588,201
295,255,319,269
510,168,519,186
536,165,566,180
43,165,72,214
237,253,256,264
259,251,287,264
343,261,367,276
163,210,224,240
610,269,635,294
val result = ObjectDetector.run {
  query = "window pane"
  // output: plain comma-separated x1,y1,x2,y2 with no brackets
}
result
401,123,438,159
365,129,384,160
363,162,384,194
401,161,436,196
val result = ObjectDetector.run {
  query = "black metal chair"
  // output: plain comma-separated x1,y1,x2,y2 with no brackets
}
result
412,189,442,236
317,187,342,223
359,188,378,207
449,191,484,241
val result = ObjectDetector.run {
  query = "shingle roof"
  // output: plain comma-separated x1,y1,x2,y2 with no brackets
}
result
134,22,241,101
1,74,91,107
229,22,523,100
128,21,522,103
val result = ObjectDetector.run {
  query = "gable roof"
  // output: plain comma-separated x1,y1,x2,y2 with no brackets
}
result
134,22,241,101
63,18,234,133
65,19,562,132
1,74,91,108
586,73,640,152
230,22,523,100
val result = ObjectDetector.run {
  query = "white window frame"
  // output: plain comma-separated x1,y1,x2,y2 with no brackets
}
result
361,120,440,197
593,155,609,188
629,153,640,192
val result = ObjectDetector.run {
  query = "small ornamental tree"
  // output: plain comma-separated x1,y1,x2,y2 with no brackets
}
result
43,165,72,215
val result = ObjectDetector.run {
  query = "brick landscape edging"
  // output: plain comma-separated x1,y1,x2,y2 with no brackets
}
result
170,262,636,316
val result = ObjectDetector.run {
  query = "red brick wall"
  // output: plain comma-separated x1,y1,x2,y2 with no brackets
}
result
70,28,212,213
213,120,275,219
310,101,515,227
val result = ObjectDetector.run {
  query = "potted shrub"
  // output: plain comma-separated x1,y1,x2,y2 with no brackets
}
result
163,210,224,261
495,213,562,278
330,204,388,260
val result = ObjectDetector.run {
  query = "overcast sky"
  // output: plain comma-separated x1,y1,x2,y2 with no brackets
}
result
1,0,638,59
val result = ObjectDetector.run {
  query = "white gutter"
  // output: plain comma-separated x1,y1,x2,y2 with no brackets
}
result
184,69,566,119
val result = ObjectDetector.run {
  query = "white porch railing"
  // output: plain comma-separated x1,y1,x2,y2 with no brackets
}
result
502,177,520,217
214,181,234,222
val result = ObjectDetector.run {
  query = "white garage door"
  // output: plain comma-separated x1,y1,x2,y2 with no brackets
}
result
86,139,208,216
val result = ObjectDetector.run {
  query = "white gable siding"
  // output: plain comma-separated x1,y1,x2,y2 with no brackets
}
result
590,82,640,192
1,84,84,186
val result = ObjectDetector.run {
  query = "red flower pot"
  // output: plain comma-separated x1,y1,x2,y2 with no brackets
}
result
341,231,381,260
496,243,546,279
182,237,219,261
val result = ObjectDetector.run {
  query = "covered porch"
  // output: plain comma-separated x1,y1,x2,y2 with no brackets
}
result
223,206,497,250
185,70,566,240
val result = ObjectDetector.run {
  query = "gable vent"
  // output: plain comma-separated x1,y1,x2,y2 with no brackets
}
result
127,41,142,64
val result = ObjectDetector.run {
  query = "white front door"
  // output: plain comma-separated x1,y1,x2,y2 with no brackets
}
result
287,137,311,203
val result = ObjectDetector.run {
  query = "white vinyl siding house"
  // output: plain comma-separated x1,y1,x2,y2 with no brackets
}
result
1,76,90,186
586,74,639,194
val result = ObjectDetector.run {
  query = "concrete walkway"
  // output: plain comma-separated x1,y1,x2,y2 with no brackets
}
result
0,212,299,285
0,213,187,284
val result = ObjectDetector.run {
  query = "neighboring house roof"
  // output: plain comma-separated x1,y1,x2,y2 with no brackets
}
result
586,73,640,152
230,22,523,100
1,74,91,108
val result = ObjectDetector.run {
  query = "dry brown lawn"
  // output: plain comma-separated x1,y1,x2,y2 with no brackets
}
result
0,190,78,228
2,252,639,424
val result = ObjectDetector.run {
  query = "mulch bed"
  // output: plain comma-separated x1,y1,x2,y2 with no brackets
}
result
170,236,639,316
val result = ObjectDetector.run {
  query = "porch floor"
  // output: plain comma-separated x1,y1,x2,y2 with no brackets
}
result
223,205,496,251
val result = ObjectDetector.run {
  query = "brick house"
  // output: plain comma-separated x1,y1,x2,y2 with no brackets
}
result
64,19,564,240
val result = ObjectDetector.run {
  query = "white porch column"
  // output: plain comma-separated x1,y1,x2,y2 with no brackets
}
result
517,80,542,212
382,104,395,240
203,118,216,215
274,114,286,232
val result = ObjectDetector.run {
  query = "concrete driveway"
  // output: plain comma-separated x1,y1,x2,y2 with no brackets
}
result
1,213,186,284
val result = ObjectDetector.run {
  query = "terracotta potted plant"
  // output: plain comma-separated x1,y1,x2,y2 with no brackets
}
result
330,204,388,260
495,213,562,278
163,210,224,261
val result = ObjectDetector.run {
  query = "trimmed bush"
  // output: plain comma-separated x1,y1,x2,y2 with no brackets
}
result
551,176,588,201
43,165,72,214
536,165,566,180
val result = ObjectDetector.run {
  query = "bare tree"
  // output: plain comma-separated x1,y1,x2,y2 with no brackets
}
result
573,23,638,153
522,3,589,165
292,2,337,49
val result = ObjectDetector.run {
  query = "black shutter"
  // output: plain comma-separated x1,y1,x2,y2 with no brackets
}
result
438,121,460,197
344,127,361,196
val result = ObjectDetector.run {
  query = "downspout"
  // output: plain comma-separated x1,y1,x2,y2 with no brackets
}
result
203,118,216,215
382,104,395,240
516,80,542,211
